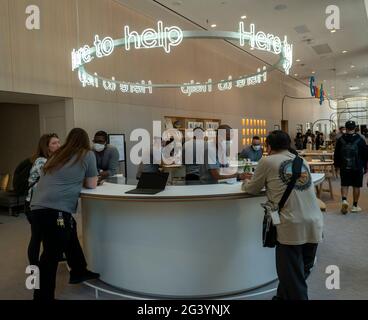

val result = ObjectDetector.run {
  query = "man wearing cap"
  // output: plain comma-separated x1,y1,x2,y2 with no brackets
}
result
334,121,368,214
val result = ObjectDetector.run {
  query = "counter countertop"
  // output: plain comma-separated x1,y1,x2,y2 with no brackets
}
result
80,173,325,202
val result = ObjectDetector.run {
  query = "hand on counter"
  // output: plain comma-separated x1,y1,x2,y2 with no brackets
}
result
237,172,254,181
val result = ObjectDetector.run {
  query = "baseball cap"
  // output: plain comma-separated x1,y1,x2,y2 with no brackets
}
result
345,120,356,130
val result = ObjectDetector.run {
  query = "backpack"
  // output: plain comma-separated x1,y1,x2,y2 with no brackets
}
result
12,158,33,196
340,137,360,170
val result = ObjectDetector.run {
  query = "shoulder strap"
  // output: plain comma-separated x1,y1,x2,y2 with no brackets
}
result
352,137,361,146
278,156,303,211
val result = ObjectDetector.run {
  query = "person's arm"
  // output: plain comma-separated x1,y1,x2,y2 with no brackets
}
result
359,138,368,173
28,158,47,185
334,139,341,168
242,158,268,194
84,177,98,189
101,147,120,177
209,169,240,181
84,151,99,189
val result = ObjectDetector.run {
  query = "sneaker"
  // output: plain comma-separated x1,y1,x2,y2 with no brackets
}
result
69,270,100,284
341,200,349,215
351,206,362,213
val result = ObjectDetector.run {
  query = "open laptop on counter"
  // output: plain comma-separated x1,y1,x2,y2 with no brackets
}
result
125,172,169,195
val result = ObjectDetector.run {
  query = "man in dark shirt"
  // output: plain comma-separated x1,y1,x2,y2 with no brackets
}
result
93,131,120,178
334,121,368,214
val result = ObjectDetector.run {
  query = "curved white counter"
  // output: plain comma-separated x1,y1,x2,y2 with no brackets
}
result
80,173,324,298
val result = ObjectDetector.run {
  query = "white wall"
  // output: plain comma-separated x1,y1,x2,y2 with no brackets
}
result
0,0,334,179
39,101,67,142
0,103,40,178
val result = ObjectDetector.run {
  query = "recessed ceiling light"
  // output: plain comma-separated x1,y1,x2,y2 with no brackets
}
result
294,74,298,77
241,15,247,19
342,50,348,54
274,4,287,10
296,59,301,62
331,86,335,89
211,24,217,28
351,65,355,68
330,29,336,33
311,71,316,74
349,86,360,91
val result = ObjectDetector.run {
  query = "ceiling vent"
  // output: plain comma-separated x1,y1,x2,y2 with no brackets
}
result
294,25,311,34
312,44,333,55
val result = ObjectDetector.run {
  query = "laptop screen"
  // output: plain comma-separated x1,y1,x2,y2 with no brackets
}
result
137,172,169,190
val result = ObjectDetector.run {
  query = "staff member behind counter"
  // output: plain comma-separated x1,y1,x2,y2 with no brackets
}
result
93,130,120,178
184,124,247,183
239,136,263,161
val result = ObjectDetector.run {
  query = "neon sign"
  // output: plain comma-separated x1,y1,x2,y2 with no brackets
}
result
124,21,183,53
71,21,293,95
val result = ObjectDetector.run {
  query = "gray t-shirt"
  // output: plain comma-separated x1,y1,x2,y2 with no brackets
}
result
240,146,263,161
199,141,220,184
94,144,119,176
31,151,98,213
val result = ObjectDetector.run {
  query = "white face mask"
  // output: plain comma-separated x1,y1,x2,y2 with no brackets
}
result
93,143,106,152
253,145,261,151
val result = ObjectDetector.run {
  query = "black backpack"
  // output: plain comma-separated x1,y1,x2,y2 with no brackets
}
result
340,137,360,170
12,158,33,196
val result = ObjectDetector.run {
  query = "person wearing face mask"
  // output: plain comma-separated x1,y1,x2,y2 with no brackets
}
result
239,136,263,161
242,130,323,300
199,124,247,183
93,130,120,178
334,121,368,214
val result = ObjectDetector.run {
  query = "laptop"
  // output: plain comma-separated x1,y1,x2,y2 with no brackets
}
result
125,172,169,195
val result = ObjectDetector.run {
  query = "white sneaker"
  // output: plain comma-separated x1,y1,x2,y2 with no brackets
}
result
351,206,362,213
341,200,349,214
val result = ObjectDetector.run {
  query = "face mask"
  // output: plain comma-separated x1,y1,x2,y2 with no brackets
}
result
93,143,105,152
253,145,261,151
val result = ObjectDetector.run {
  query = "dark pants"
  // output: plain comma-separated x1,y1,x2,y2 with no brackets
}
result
27,215,42,266
275,243,318,300
31,209,87,300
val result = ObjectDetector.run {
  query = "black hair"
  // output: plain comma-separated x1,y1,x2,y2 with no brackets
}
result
94,130,108,142
252,136,260,140
266,130,291,151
